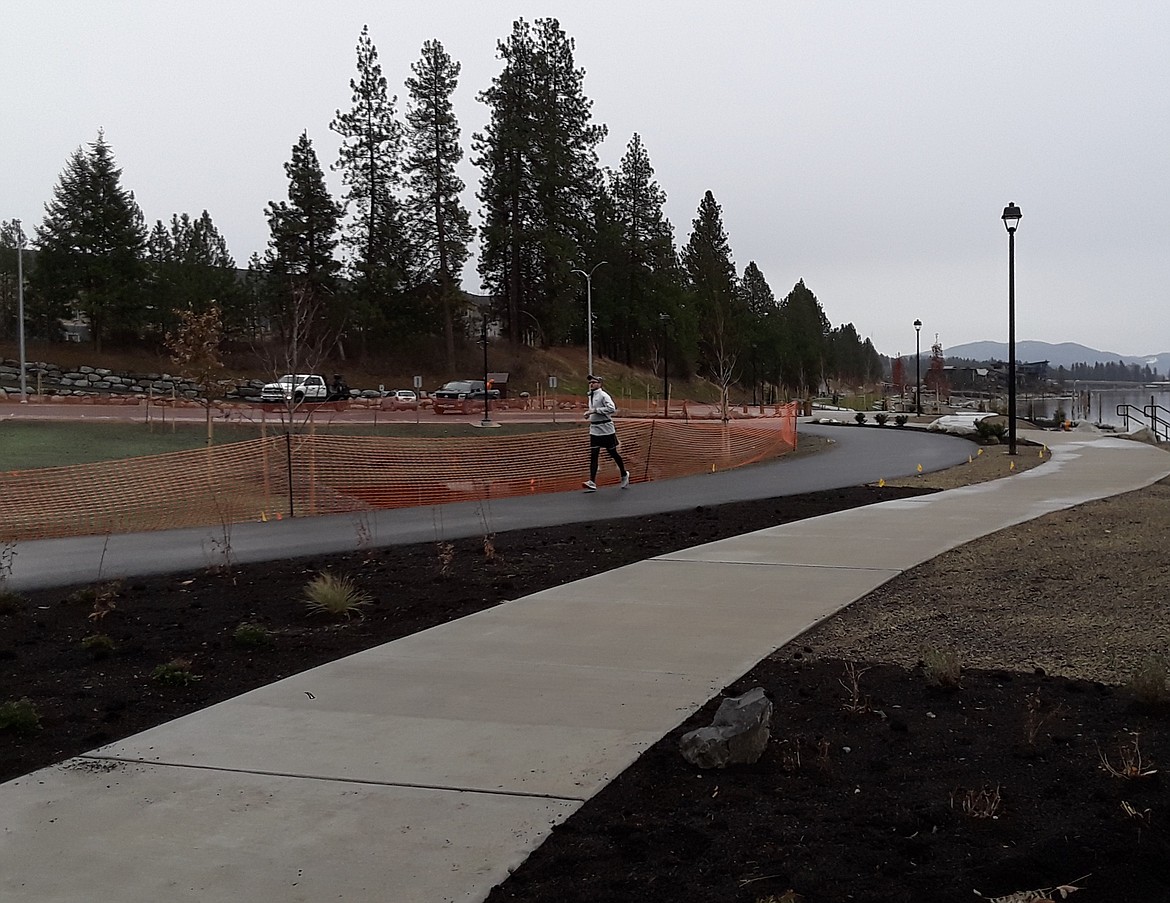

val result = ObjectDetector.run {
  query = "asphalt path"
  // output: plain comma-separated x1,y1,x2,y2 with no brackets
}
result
4,422,975,591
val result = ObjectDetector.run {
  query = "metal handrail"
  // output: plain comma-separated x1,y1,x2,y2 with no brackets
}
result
1116,399,1170,441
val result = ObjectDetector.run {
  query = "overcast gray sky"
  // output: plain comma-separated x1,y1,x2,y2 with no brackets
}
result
5,2,1168,359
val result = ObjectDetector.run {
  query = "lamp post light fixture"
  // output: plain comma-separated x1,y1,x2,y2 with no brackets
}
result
14,219,27,403
913,318,922,416
1002,202,1022,455
572,261,607,378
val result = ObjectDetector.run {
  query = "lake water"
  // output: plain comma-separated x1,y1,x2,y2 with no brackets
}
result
1021,387,1170,430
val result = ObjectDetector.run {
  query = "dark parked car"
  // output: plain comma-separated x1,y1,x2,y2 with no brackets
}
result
431,380,500,415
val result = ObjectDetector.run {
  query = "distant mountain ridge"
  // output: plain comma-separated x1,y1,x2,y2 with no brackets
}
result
945,340,1170,375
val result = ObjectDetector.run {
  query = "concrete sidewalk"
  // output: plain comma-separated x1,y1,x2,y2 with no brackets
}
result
3,430,1168,902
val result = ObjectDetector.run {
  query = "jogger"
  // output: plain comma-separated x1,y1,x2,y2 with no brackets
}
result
583,374,629,491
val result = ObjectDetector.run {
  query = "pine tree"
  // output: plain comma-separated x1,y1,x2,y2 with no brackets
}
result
145,211,238,338
263,132,343,349
777,279,831,396
681,191,743,393
604,134,678,366
475,18,606,344
330,25,411,350
404,37,473,369
0,221,24,341
32,132,146,351
739,261,778,402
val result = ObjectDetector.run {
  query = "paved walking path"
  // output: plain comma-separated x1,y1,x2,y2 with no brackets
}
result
3,428,1167,902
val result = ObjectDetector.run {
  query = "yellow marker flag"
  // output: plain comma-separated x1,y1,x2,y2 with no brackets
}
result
1010,460,1016,471
977,448,984,456
260,511,268,523
916,463,923,474
878,478,886,487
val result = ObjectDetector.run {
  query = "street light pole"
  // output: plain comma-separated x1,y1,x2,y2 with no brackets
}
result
477,312,499,428
1002,202,1022,455
914,318,922,416
572,261,606,377
14,219,27,403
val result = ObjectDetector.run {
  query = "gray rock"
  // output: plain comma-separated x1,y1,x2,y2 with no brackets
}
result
679,686,772,769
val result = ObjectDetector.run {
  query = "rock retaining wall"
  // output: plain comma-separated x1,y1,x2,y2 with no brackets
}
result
0,359,382,402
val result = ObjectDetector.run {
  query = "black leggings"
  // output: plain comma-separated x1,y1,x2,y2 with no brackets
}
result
589,434,626,480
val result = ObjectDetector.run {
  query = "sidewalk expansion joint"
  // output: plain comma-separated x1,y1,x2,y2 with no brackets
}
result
76,754,588,803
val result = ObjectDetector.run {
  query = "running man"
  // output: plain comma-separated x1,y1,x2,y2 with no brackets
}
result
583,374,630,491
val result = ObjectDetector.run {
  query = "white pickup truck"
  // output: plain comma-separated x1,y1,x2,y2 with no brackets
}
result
259,374,330,404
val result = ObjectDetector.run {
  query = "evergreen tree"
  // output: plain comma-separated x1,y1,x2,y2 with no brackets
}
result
31,132,146,351
0,220,25,341
263,132,343,349
475,18,606,344
681,191,743,389
404,37,474,369
144,211,238,338
330,25,410,351
603,133,678,366
739,261,778,402
777,279,830,396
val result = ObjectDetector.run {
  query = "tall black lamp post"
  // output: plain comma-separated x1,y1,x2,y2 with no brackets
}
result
476,312,500,428
914,318,922,416
659,312,671,418
1002,202,1022,455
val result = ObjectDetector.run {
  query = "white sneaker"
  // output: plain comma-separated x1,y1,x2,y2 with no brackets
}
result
620,472,630,489
582,480,597,492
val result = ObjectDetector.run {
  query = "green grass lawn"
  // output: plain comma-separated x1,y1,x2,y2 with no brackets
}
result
0,419,579,471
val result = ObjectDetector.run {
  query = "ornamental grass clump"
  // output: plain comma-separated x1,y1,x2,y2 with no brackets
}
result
1126,654,1169,707
151,657,199,686
81,633,116,659
0,697,42,734
921,645,962,689
232,621,275,648
303,571,371,619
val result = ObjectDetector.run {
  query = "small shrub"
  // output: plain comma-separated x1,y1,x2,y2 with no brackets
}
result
66,580,122,607
1022,689,1065,747
854,411,867,425
81,633,116,658
874,412,889,426
151,658,200,686
436,541,456,577
303,571,371,618
1127,655,1169,706
839,662,872,714
0,588,26,615
974,419,1007,443
1098,731,1157,779
0,697,42,733
921,646,962,689
894,414,909,427
951,785,1001,819
232,622,275,648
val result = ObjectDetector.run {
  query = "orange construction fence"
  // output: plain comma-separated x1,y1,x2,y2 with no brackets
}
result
0,407,797,541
